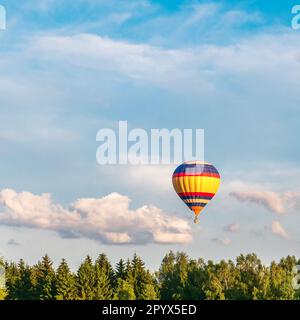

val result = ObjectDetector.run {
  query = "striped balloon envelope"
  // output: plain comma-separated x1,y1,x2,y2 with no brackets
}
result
172,161,220,223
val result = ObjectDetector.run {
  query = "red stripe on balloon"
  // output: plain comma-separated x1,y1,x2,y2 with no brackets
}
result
178,192,215,197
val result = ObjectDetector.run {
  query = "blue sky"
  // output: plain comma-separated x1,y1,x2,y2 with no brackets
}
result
0,0,300,270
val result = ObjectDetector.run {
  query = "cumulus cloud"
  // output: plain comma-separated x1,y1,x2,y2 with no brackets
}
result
229,191,300,214
271,221,289,239
229,191,285,214
0,189,192,245
224,223,239,232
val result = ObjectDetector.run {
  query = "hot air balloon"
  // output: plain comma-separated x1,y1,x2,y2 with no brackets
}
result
172,161,220,223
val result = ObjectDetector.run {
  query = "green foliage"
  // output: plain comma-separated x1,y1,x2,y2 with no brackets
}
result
114,278,136,300
0,257,7,300
115,259,126,280
131,253,155,299
34,255,56,300
55,259,76,300
14,259,35,299
0,289,6,300
76,256,95,300
94,254,114,300
268,260,295,300
4,261,19,299
1,252,300,300
140,283,158,300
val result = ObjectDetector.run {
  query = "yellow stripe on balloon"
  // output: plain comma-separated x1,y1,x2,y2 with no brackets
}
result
172,176,220,194
183,198,210,204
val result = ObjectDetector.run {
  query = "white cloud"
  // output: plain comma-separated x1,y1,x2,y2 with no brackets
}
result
29,32,300,92
180,3,220,28
229,190,300,214
271,221,289,239
0,188,192,245
229,191,285,214
32,34,200,89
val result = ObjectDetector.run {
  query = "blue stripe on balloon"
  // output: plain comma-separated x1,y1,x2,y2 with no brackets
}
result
180,195,213,200
185,202,208,208
174,163,219,175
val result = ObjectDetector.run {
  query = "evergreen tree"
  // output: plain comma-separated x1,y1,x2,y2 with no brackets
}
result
115,259,126,280
125,259,134,282
76,256,95,300
4,261,19,299
131,253,155,300
1,252,300,300
55,259,76,300
140,282,158,300
14,259,35,300
94,254,114,299
34,255,56,300
114,278,136,300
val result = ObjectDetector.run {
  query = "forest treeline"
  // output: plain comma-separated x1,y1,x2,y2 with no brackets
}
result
0,252,300,300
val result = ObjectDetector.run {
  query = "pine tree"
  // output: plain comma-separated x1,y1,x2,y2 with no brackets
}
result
76,255,95,300
115,259,126,280
131,253,155,300
125,259,133,279
114,278,136,300
4,261,19,299
94,254,113,299
34,254,56,300
14,259,35,299
96,254,115,285
140,282,158,300
2,252,300,300
55,259,76,300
